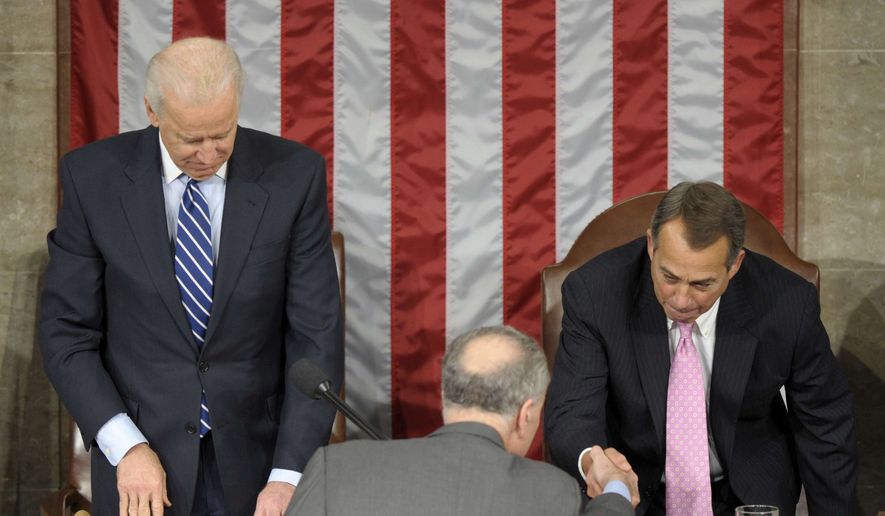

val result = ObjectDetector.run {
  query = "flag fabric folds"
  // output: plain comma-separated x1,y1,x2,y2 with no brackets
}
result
69,0,786,441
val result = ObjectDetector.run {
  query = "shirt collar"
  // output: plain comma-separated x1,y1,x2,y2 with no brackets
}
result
667,296,721,338
159,131,228,184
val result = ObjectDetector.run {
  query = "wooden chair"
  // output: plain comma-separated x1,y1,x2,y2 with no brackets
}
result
40,231,347,516
540,191,819,369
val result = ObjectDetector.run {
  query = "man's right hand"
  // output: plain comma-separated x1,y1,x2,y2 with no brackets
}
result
584,446,640,508
116,443,171,516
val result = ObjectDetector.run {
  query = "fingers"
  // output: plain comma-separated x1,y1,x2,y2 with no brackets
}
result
626,470,640,508
584,446,606,497
603,447,633,473
117,444,169,516
151,495,165,515
138,492,151,516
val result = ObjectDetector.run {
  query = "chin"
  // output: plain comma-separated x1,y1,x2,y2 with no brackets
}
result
665,308,698,322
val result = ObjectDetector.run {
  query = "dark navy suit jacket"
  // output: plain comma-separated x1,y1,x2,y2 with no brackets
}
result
40,126,343,516
544,237,856,516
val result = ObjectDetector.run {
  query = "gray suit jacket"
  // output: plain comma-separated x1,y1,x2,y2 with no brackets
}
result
40,126,343,516
287,422,632,516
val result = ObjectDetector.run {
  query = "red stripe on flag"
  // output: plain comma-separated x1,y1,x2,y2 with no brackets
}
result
501,0,556,341
502,0,557,460
389,0,447,438
724,0,784,230
281,0,335,219
612,0,669,201
70,0,119,149
172,0,225,41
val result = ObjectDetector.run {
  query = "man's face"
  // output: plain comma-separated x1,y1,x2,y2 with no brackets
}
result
145,85,238,180
646,218,744,323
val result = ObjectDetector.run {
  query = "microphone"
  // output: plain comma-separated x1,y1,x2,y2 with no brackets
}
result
289,359,387,440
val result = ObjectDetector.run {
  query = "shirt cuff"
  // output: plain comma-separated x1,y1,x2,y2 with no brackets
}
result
577,446,594,479
95,413,148,466
268,468,303,487
602,480,631,503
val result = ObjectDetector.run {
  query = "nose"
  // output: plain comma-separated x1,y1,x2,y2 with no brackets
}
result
194,140,216,162
671,285,693,310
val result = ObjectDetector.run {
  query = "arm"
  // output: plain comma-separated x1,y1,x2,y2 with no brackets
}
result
785,284,857,515
41,157,170,515
39,157,129,448
274,155,344,472
544,271,611,483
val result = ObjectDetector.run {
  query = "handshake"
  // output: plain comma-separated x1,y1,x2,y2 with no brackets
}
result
583,446,641,508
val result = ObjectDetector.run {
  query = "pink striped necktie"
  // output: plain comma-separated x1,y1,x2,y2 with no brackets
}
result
666,320,713,515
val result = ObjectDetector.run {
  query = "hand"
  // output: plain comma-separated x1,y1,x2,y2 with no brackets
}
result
253,481,296,516
116,443,171,516
584,446,640,508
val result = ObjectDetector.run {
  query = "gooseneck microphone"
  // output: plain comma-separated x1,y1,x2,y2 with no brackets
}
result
289,359,387,440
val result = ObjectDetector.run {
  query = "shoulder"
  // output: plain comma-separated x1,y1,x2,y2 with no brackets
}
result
564,237,647,296
736,249,817,302
512,454,582,485
235,127,324,169
62,127,153,172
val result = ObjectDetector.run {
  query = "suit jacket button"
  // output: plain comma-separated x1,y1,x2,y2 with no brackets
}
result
198,361,209,373
185,423,197,434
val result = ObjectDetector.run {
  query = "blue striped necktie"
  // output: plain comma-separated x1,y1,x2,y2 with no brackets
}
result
174,178,213,437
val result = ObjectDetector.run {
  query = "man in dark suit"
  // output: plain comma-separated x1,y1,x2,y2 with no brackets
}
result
544,182,856,516
40,37,342,516
287,325,638,516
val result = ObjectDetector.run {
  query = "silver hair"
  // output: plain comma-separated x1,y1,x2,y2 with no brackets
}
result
442,325,549,418
144,37,245,116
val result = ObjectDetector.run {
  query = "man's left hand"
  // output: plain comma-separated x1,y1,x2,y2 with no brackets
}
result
254,481,296,516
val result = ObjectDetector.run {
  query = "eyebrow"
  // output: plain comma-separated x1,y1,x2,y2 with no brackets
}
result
659,265,715,285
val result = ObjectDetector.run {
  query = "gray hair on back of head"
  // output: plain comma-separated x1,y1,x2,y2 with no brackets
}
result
442,325,549,418
144,37,245,116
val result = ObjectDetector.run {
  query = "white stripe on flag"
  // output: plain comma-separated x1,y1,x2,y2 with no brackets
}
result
668,0,725,185
227,0,282,134
444,0,504,342
334,0,393,438
118,0,172,131
555,0,614,260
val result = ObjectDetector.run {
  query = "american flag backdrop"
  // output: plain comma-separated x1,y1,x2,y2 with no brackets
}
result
68,0,793,443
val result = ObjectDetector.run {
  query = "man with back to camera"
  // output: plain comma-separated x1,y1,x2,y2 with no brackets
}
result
40,37,342,515
544,182,857,515
286,325,639,516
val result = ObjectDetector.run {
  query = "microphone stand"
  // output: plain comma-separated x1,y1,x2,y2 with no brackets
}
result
315,381,387,440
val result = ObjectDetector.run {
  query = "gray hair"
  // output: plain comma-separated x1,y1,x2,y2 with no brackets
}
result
442,325,549,418
650,181,746,267
145,37,245,116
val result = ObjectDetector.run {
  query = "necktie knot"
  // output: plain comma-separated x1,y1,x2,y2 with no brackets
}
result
677,320,694,341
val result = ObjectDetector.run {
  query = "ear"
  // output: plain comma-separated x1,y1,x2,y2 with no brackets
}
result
144,97,160,127
646,229,655,261
727,248,746,280
514,398,535,439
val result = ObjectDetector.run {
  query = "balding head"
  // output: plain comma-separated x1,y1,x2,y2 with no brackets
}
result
144,37,244,117
442,326,549,419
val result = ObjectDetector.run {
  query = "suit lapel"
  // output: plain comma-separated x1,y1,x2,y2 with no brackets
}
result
709,271,757,471
631,259,670,455
120,127,195,348
204,128,268,345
